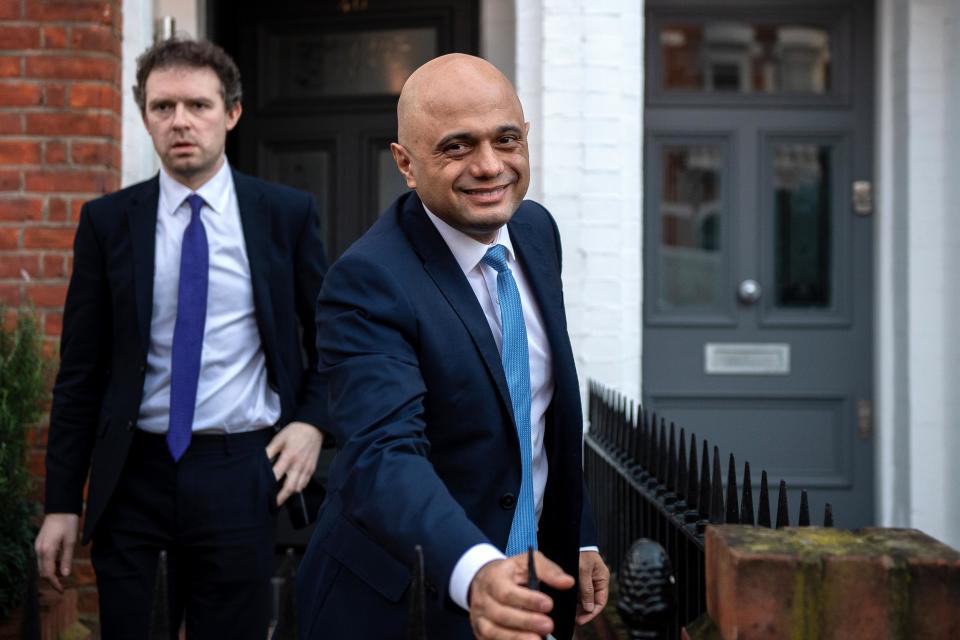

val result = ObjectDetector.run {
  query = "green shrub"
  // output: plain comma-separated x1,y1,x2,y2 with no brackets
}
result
0,308,48,619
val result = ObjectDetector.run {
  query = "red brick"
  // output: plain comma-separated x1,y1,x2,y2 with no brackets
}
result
0,228,18,250
25,56,117,82
76,587,98,616
0,140,42,164
26,0,117,26
67,82,117,109
71,140,116,166
0,26,41,50
26,112,116,137
41,26,68,50
26,168,115,193
27,423,48,447
69,201,82,223
0,113,22,134
25,282,67,307
23,226,75,249
42,253,66,278
48,197,67,221
0,0,20,19
0,56,21,78
0,198,43,221
0,283,20,305
43,82,65,106
70,25,120,56
0,253,38,279
0,169,20,190
0,81,43,106
44,140,66,164
43,311,62,337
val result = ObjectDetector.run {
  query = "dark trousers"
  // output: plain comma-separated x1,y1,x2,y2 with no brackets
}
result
91,429,278,640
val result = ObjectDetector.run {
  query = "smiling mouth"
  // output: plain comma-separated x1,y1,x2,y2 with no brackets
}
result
461,185,509,197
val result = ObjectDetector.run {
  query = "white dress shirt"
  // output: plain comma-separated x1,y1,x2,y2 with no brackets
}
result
423,208,556,610
138,159,281,434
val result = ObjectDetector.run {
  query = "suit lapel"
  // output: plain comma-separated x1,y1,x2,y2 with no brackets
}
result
508,213,567,362
127,177,159,359
398,194,514,418
233,171,278,367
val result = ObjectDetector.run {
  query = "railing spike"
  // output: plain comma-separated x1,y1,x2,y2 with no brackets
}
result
776,480,790,529
740,461,755,525
667,422,677,492
648,416,660,483
698,439,711,521
824,502,834,528
725,453,739,524
798,490,810,527
758,470,771,528
686,433,699,515
658,419,668,487
709,446,725,524
676,427,688,503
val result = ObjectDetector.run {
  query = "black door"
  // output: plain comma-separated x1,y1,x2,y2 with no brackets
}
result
211,0,479,260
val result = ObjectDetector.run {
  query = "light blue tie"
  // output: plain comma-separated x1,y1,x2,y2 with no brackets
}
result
482,244,537,556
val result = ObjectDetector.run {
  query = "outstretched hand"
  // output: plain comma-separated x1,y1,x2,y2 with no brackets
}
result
468,550,575,640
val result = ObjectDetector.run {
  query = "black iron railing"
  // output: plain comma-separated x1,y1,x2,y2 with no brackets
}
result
584,380,833,637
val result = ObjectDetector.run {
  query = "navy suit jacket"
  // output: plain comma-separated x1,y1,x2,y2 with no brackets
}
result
298,192,596,639
43,170,328,543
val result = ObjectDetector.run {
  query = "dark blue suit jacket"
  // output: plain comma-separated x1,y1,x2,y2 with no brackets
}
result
44,171,328,543
298,192,596,639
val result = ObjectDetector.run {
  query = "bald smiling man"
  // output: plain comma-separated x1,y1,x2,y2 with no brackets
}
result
296,54,608,640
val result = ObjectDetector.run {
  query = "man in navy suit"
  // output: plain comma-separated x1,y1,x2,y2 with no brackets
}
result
298,54,608,639
33,39,327,639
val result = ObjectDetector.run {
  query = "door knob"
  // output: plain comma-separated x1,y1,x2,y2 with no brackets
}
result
738,279,762,304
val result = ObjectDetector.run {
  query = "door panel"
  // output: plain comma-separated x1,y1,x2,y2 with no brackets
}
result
643,0,874,528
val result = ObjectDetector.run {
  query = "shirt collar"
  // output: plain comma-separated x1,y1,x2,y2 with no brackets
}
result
158,157,233,216
422,204,516,276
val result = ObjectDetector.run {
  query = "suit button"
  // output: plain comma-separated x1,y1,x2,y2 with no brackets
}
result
139,364,146,374
126,419,134,430
499,493,516,510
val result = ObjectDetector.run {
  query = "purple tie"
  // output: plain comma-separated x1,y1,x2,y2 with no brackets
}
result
167,193,208,461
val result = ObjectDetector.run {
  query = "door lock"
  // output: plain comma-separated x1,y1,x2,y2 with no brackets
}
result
852,180,873,216
857,399,873,440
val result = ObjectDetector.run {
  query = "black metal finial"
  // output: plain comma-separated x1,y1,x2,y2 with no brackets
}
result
697,440,711,522
775,480,790,529
758,470,771,528
617,539,676,640
740,461,755,525
647,417,660,487
149,550,175,640
798,490,810,527
657,420,668,489
709,446,725,524
725,453,739,524
823,503,834,528
666,423,677,493
676,428,688,505
407,545,427,640
274,548,300,640
685,433,699,517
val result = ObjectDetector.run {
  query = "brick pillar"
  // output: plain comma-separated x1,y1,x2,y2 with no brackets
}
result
0,0,122,629
685,525,960,640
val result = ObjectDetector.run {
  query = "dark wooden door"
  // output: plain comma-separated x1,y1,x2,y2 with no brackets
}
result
211,0,479,260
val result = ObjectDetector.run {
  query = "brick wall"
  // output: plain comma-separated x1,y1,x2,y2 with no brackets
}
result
0,0,123,624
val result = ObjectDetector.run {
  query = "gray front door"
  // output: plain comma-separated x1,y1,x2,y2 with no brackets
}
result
642,0,874,527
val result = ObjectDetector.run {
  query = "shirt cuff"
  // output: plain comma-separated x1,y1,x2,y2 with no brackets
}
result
579,545,599,553
449,543,507,611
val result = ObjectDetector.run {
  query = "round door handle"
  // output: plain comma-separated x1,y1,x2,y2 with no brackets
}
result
738,279,762,304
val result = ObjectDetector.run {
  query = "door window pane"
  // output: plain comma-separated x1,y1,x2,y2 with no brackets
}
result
660,22,831,94
773,143,832,307
266,27,437,101
659,145,724,311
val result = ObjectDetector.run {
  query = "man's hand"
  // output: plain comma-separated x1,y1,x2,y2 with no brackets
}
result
575,550,610,626
35,513,81,593
265,421,323,506
468,550,575,640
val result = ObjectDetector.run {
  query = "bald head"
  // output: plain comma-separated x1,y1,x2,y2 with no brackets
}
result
397,54,523,148
390,53,530,243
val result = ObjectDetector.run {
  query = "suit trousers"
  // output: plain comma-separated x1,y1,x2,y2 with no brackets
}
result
91,429,278,640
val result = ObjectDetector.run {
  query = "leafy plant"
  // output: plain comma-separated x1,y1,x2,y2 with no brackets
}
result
0,308,48,620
